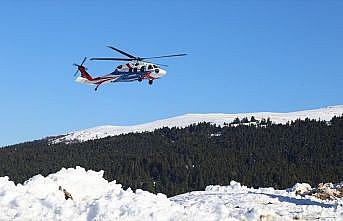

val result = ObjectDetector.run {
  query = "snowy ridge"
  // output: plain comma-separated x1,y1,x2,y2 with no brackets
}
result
0,167,342,220
51,105,343,144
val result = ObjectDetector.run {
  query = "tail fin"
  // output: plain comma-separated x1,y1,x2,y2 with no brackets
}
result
78,66,93,81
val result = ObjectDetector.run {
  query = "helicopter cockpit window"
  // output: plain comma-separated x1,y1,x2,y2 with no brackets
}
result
117,65,122,69
153,65,158,68
140,66,146,72
148,65,153,70
133,68,138,72
155,69,159,73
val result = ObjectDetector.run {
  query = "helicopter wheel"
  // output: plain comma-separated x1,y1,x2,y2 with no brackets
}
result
148,79,153,85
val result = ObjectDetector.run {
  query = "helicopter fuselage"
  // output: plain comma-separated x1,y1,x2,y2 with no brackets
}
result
73,46,185,91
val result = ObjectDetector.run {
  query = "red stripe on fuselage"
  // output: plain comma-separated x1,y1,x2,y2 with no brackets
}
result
145,72,156,79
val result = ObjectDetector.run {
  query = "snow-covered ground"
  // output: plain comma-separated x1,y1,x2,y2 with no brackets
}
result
51,105,343,144
0,167,342,221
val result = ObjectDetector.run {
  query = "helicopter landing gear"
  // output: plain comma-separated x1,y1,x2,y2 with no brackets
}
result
95,84,100,91
148,79,153,85
138,78,142,82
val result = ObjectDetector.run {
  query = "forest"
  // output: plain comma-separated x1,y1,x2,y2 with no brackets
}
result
0,116,342,197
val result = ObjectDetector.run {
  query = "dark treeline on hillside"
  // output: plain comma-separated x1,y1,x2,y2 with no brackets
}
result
0,116,342,197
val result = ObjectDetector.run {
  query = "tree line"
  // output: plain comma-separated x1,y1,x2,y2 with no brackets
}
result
0,115,342,197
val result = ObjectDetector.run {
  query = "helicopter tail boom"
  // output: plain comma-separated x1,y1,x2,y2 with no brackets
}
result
77,66,93,81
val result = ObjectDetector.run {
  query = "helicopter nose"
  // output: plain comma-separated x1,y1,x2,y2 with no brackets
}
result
160,69,167,76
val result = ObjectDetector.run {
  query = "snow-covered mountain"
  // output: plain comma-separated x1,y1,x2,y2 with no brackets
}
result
51,105,343,144
0,167,341,220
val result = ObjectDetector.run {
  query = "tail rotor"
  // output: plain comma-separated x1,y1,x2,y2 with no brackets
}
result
73,57,87,76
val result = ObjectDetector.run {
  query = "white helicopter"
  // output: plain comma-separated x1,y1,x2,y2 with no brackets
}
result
74,46,186,91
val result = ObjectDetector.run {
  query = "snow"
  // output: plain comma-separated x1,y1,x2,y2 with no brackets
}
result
291,183,313,195
0,167,184,221
0,167,342,220
51,105,343,144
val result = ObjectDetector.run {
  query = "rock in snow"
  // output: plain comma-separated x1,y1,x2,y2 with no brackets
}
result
0,167,342,220
51,105,343,144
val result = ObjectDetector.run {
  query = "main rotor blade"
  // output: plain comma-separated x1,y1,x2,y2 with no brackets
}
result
90,57,134,61
155,63,169,67
141,53,187,60
107,46,136,59
144,61,168,67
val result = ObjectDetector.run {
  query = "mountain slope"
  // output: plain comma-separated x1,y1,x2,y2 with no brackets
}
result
51,105,343,144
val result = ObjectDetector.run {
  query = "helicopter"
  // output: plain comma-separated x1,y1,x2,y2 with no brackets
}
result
73,46,186,91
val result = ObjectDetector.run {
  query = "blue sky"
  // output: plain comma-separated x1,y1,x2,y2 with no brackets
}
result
0,0,342,146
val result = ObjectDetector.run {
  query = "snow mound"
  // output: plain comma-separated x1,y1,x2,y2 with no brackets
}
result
206,180,248,192
51,105,343,144
0,167,342,221
0,167,184,220
172,183,343,221
290,183,313,195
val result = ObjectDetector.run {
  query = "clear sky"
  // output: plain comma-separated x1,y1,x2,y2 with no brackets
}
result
0,0,342,146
